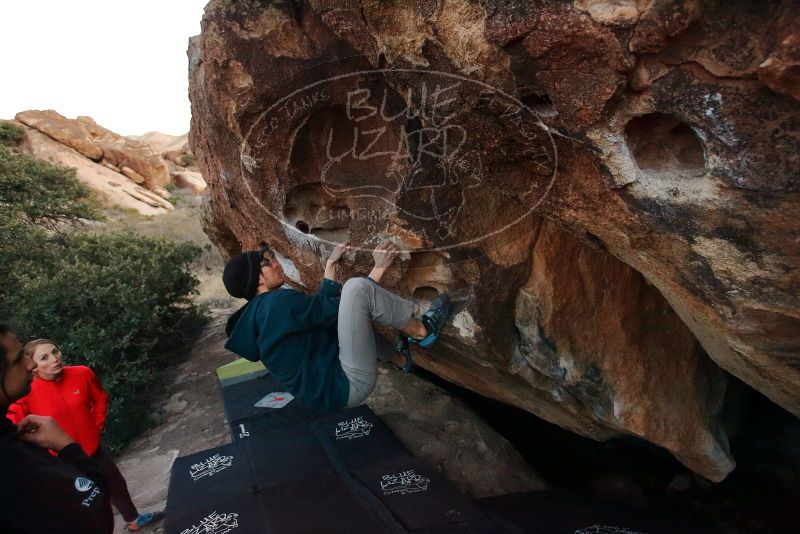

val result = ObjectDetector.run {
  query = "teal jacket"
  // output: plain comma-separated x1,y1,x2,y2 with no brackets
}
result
224,278,350,412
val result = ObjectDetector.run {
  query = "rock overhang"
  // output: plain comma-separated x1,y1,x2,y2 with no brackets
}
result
189,0,800,482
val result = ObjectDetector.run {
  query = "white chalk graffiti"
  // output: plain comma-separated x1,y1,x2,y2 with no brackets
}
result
380,470,431,496
239,68,559,254
189,453,234,481
574,526,647,534
180,511,239,534
319,82,481,242
335,416,374,440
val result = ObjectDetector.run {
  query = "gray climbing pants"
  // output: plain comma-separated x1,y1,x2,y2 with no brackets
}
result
338,277,415,407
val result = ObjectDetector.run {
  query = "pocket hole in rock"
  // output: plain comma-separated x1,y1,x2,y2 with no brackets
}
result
401,252,471,313
521,92,558,118
283,183,351,242
624,113,706,177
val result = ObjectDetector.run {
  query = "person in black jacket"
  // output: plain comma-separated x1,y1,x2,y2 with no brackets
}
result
0,324,113,534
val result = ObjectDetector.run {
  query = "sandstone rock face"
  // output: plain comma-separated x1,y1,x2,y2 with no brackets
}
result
11,111,207,213
759,32,800,102
16,110,171,190
18,126,173,214
15,109,104,160
129,131,206,191
189,0,800,481
172,170,207,194
368,365,546,498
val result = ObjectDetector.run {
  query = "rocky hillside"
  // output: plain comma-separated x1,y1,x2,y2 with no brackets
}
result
6,110,205,214
187,0,799,482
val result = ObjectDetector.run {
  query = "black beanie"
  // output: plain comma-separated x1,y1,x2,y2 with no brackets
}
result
222,249,263,301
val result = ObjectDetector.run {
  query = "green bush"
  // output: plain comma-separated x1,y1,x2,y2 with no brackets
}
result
0,146,101,228
0,145,99,285
177,153,197,168
0,145,208,452
0,122,25,147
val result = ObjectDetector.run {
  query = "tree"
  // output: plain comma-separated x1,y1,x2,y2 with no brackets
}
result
0,145,100,229
0,122,25,147
0,145,207,451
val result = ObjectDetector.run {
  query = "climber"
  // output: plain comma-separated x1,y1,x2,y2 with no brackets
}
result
222,240,453,412
0,324,114,533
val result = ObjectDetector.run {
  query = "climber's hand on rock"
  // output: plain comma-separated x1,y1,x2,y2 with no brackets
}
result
326,242,351,265
372,241,400,269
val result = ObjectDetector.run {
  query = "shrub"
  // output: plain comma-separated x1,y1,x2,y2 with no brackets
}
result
0,122,25,147
6,234,206,450
177,153,197,168
0,144,208,452
0,146,99,287
0,146,100,228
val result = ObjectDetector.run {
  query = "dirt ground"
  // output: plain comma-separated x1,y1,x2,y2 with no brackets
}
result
86,190,242,532
111,308,238,533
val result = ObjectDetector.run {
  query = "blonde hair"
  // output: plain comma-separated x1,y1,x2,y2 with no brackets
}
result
23,338,61,360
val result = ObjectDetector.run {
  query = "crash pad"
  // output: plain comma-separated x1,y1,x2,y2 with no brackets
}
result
165,369,489,533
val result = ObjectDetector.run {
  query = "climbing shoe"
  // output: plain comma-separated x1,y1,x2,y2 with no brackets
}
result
391,294,452,373
126,511,165,532
393,334,414,373
412,294,453,348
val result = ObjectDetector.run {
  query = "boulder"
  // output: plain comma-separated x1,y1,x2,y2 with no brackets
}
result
15,110,171,190
152,185,171,199
368,366,546,498
16,109,103,160
189,0,800,481
17,126,173,215
172,170,207,194
120,166,146,184
77,116,171,188
130,131,201,172
100,161,121,173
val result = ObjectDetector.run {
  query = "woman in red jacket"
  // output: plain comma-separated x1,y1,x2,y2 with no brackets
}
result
0,324,113,534
7,339,163,532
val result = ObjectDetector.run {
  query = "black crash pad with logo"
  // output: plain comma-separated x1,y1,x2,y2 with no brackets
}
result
220,373,315,425
171,368,722,533
166,441,253,512
307,404,411,468
165,492,268,534
352,457,485,531
166,372,492,533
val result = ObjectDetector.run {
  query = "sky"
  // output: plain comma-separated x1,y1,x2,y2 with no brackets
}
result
0,1,209,136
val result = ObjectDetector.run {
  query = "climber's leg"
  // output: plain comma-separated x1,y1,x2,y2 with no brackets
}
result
337,277,415,406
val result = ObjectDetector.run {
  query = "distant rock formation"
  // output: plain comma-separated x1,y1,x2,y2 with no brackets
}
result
189,0,799,481
17,124,172,215
128,132,206,194
11,110,206,214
